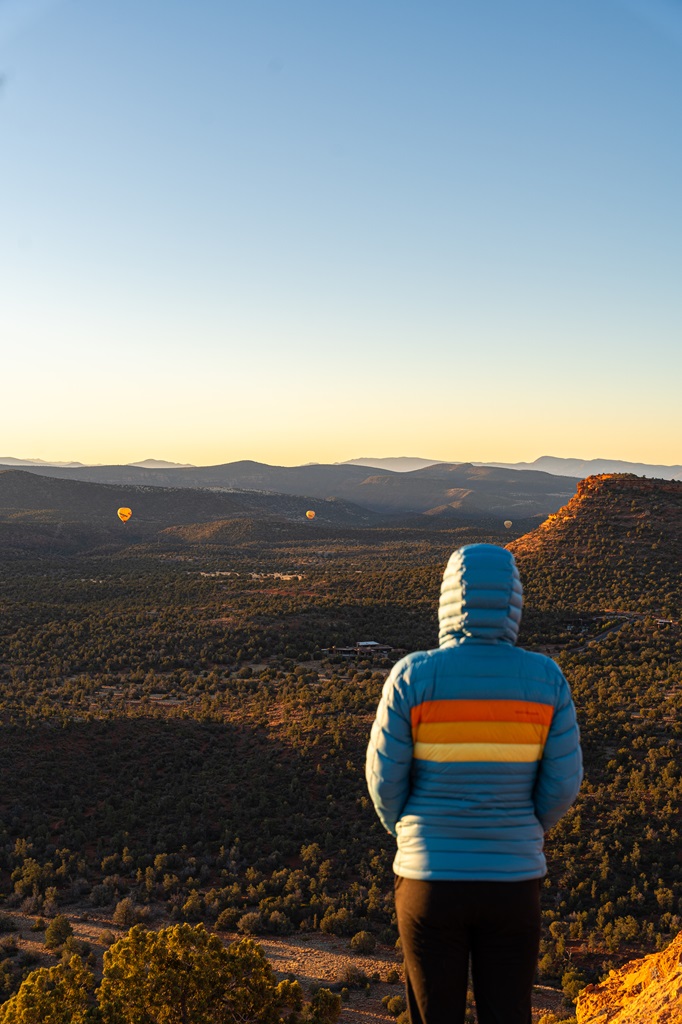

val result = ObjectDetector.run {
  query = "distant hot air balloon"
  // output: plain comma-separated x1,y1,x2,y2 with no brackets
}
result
305,510,315,520
117,507,132,523
504,520,512,529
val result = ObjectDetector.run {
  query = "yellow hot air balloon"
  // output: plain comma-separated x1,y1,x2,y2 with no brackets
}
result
117,507,132,523
306,510,315,520
504,520,512,529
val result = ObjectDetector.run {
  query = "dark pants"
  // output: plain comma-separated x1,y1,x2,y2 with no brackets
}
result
394,875,541,1024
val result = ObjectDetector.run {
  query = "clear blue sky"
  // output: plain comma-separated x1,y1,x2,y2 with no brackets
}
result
1,0,680,466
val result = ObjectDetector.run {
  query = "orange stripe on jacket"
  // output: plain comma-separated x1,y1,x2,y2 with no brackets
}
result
414,720,550,746
410,699,554,730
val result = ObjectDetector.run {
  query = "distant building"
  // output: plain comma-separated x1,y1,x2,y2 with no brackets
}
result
323,640,395,659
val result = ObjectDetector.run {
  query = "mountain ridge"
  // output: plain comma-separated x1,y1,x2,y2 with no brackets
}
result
344,455,682,479
3,454,680,479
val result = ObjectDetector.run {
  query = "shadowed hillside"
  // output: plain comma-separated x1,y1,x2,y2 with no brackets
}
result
0,467,563,555
0,471,378,554
12,460,578,519
509,474,682,617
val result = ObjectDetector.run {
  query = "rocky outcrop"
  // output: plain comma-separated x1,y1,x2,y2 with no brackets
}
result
507,473,682,614
575,474,682,499
576,930,682,1023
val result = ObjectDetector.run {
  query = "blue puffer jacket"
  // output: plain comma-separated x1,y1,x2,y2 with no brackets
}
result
365,544,582,881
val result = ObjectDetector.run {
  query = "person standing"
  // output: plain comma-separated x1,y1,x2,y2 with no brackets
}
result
366,543,582,1024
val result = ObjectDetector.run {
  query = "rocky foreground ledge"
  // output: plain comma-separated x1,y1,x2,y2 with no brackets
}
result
576,930,682,1023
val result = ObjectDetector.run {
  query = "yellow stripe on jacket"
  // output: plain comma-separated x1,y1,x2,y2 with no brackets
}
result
413,741,544,763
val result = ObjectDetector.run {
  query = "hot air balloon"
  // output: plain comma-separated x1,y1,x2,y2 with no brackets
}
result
504,520,512,529
118,507,132,523
306,510,315,520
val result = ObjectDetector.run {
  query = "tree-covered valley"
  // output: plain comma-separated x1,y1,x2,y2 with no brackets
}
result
0,472,681,1021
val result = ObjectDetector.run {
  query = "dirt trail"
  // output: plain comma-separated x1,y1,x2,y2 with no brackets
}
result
242,932,402,1024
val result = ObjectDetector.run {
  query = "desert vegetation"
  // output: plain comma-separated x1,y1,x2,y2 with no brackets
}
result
0,475,680,1017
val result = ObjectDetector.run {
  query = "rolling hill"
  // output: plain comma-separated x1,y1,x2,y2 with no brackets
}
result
8,460,578,519
0,470,378,553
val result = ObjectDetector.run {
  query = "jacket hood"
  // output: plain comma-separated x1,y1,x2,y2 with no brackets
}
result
438,543,523,646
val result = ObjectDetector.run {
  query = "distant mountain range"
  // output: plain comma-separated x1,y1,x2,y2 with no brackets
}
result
4,454,679,479
0,457,194,469
0,461,577,521
343,456,682,479
0,456,92,468
482,456,681,480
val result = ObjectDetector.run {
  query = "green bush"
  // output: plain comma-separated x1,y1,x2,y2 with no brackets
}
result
339,965,369,988
561,968,587,1004
0,936,18,958
350,930,376,953
267,911,293,935
112,898,137,929
307,987,342,1024
215,908,242,931
237,912,264,935
45,915,73,950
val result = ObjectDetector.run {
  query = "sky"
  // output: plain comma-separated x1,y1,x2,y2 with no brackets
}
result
1,0,681,467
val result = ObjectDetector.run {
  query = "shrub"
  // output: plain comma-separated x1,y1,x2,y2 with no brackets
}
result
0,936,18,958
20,896,42,916
561,968,587,1004
350,930,376,954
42,888,59,918
385,995,406,1016
0,954,94,1024
98,926,290,1024
90,884,113,907
182,891,204,921
267,911,293,935
320,907,357,937
215,907,242,931
339,965,369,988
112,898,137,929
307,987,342,1024
45,915,73,950
63,935,90,958
237,912,264,935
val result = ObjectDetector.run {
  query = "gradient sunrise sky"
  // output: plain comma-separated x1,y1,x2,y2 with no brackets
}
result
1,0,680,467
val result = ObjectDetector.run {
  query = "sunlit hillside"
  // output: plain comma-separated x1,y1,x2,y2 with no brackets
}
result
510,475,682,618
